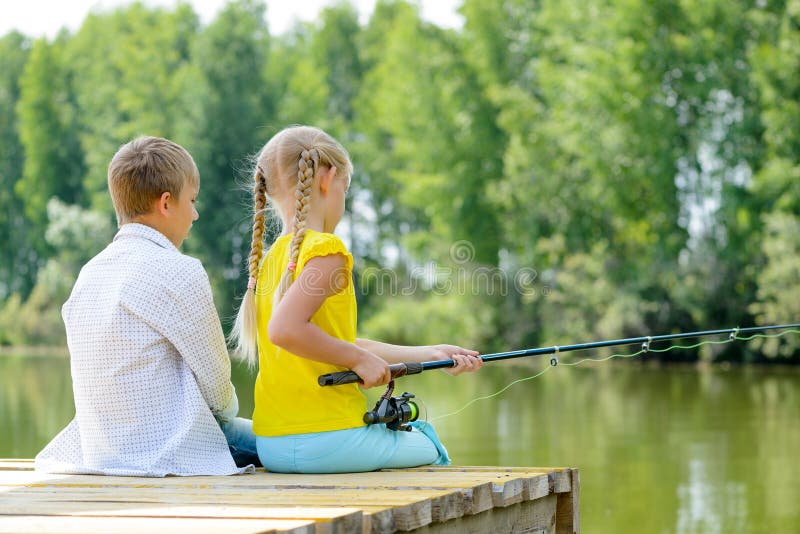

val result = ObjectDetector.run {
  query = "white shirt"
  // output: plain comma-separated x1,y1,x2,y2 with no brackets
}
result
35,223,251,476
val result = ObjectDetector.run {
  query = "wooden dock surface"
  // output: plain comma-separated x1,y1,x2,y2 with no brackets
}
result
0,460,579,533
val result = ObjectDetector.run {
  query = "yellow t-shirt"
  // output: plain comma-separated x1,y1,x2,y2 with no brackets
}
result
252,229,366,436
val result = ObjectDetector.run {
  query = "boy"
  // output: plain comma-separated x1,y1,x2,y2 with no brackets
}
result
35,136,257,476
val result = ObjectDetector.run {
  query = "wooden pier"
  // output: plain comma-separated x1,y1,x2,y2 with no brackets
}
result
0,460,579,533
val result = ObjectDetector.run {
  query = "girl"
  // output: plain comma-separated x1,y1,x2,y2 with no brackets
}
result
231,125,482,474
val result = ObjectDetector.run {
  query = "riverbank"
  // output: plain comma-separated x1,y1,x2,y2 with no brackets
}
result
0,346,68,358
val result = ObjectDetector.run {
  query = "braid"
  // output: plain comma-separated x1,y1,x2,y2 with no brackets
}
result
248,170,268,281
230,167,269,366
275,148,319,302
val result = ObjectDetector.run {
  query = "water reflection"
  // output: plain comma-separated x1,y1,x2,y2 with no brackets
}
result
2,355,798,533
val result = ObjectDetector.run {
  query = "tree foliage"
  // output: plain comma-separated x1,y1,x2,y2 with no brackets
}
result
0,0,797,361
0,32,35,298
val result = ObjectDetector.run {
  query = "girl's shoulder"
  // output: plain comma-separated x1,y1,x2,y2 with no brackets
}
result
299,230,353,272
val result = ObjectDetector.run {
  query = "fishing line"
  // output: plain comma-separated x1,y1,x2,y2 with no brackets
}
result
429,366,552,422
414,397,435,431
430,328,800,422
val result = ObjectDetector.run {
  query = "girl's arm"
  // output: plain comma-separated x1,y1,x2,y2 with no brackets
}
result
355,339,483,375
268,254,390,388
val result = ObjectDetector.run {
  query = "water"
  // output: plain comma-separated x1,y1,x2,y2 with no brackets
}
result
2,354,798,533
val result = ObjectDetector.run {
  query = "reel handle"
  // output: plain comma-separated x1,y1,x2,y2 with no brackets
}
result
318,362,424,386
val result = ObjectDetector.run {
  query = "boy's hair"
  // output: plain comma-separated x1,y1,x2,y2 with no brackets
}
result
108,136,199,225
230,125,352,366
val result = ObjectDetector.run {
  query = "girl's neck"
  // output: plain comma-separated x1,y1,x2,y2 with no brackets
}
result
279,213,330,236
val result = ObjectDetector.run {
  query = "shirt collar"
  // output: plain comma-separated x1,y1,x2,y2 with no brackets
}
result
114,223,178,252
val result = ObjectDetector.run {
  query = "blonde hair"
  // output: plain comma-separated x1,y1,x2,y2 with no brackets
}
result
230,125,352,365
108,136,199,226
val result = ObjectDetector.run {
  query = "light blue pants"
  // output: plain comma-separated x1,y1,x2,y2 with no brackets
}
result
256,421,450,474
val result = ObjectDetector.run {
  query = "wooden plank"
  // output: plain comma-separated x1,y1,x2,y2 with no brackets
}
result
0,462,577,533
386,465,570,498
0,468,541,490
0,515,316,534
0,488,454,509
404,493,558,534
0,497,393,534
387,500,429,532
525,473,551,500
1,487,461,532
490,477,526,507
550,469,572,493
0,469,545,515
416,467,569,493
428,489,464,523
456,482,494,515
393,466,563,473
0,502,362,527
0,470,531,519
0,460,34,471
556,468,580,534
361,508,391,534
386,469,554,509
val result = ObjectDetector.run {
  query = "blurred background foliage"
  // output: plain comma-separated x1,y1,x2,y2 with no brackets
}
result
0,0,797,361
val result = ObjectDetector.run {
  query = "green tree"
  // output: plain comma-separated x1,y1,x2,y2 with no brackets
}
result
65,2,200,213
746,0,800,359
0,32,34,298
0,199,112,346
181,0,274,320
294,4,368,259
349,1,506,350
15,35,85,246
355,0,502,265
459,0,780,358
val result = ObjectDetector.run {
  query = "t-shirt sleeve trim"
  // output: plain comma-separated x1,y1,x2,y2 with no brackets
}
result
299,234,354,273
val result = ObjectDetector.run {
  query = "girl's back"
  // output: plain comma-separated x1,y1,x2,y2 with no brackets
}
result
252,229,365,437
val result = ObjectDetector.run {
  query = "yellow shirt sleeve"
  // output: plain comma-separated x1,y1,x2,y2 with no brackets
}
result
296,232,354,278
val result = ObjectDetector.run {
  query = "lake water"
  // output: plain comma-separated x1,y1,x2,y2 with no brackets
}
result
1,354,798,533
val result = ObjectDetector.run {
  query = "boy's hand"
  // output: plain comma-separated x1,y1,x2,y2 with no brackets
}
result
353,350,392,388
427,344,483,375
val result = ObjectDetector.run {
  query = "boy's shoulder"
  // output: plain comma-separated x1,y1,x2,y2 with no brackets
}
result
88,224,208,285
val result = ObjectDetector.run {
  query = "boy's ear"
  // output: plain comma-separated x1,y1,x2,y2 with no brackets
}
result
319,166,338,195
155,191,172,216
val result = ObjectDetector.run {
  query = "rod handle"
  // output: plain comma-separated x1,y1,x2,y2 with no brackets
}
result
317,370,360,386
318,362,424,387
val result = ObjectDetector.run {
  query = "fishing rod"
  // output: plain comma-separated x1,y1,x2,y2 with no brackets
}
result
318,323,800,387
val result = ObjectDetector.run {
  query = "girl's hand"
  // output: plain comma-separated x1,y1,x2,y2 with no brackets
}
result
352,349,391,388
427,344,483,376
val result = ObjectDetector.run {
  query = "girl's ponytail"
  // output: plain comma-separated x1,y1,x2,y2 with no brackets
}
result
230,167,268,366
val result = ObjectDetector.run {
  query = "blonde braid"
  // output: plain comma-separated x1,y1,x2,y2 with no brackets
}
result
275,148,319,303
248,169,268,282
230,167,269,366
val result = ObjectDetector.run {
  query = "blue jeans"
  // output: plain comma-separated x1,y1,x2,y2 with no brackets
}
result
219,417,261,468
256,421,450,474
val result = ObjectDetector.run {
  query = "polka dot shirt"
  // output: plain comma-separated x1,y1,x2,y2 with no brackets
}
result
35,223,250,476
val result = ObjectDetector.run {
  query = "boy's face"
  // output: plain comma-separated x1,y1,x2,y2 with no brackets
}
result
164,181,199,248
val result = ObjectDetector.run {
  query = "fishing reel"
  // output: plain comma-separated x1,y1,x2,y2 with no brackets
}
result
363,380,419,432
